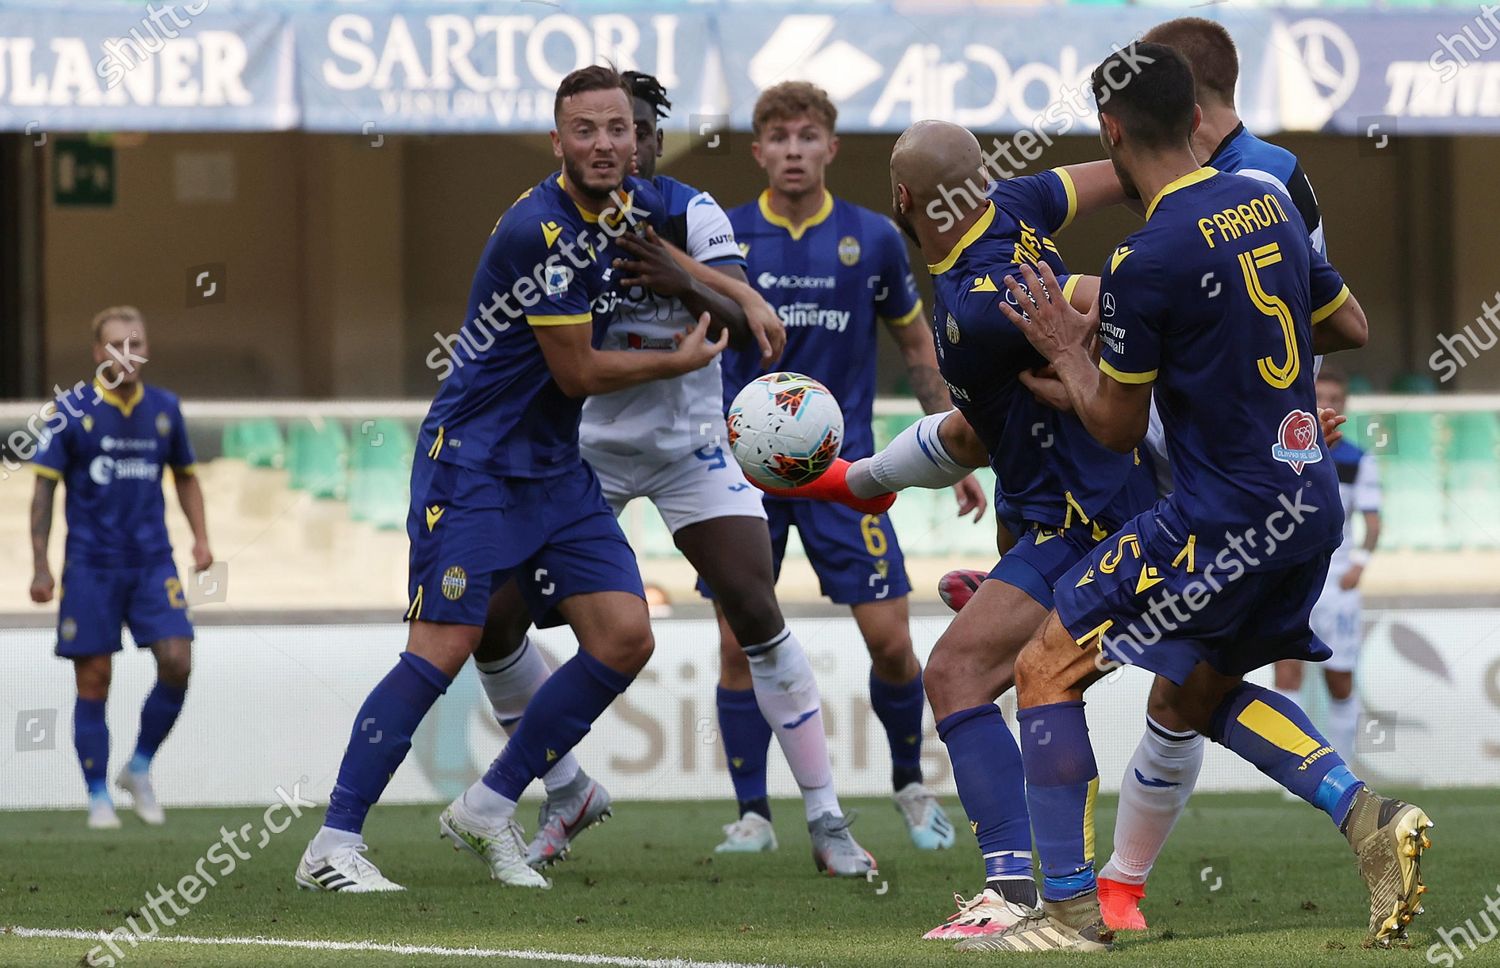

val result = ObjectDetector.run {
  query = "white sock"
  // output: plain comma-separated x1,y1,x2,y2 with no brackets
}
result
459,779,517,827
1326,694,1359,759
744,627,841,820
476,637,581,795
309,825,362,857
1099,717,1204,885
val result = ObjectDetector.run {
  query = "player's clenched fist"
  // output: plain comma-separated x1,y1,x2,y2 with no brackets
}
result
30,568,55,604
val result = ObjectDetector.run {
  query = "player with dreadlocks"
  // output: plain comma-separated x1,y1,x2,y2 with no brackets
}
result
459,71,880,878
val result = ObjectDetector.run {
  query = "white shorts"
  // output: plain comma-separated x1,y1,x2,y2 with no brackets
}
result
1309,581,1362,673
584,444,767,534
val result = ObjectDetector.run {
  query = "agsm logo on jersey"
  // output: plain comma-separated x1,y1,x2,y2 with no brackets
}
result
1272,409,1323,474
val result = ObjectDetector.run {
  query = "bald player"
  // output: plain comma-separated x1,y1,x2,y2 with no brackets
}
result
879,122,1157,941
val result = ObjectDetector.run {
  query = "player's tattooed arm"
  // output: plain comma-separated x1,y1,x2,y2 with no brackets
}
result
1000,260,1151,453
536,312,728,397
174,471,213,572
1312,290,1369,354
29,476,57,603
615,227,750,346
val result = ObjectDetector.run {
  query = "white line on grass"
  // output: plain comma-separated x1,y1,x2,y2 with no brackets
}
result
4,927,781,968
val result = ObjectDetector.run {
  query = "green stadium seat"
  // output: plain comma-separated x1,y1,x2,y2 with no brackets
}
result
287,418,348,500
1442,412,1500,549
221,418,285,469
348,418,414,529
1446,411,1499,462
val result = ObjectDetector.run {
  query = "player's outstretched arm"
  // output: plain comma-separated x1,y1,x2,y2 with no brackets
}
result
29,475,57,603
1000,261,1151,452
676,254,785,366
174,469,213,572
1312,289,1368,354
615,227,749,344
1057,160,1129,223
536,311,727,398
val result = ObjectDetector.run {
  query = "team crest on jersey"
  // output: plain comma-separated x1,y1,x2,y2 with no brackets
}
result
738,242,751,258
544,264,573,295
82,415,94,433
156,412,171,437
61,618,77,642
1271,410,1323,474
441,565,468,601
945,314,960,344
837,235,861,266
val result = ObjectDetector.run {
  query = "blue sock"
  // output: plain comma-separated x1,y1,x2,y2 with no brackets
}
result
74,697,110,799
1019,701,1099,902
482,651,632,802
717,686,772,819
1209,682,1364,826
870,669,925,790
324,652,451,834
937,705,1033,886
130,681,187,773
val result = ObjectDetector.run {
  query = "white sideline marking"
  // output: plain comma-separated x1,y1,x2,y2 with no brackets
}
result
4,927,779,968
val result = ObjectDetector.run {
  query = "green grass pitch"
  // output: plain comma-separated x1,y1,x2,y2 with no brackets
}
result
0,789,1489,967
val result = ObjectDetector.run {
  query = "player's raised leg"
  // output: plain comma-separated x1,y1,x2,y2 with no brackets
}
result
470,581,611,869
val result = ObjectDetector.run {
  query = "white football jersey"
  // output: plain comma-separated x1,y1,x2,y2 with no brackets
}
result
580,177,744,463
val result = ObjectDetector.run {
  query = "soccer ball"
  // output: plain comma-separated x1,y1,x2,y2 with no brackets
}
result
726,372,844,489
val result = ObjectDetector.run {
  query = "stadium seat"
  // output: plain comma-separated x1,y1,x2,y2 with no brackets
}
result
1443,412,1500,549
1378,412,1446,550
222,418,285,469
348,418,414,530
286,418,349,500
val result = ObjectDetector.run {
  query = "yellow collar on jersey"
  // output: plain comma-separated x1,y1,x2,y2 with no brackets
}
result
928,200,996,275
556,174,635,228
94,379,144,418
758,189,833,242
1145,166,1219,221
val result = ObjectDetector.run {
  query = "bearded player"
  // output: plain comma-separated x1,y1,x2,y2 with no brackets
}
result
460,70,876,878
295,65,736,892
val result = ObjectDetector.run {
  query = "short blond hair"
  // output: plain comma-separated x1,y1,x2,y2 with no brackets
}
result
92,305,144,343
752,81,838,137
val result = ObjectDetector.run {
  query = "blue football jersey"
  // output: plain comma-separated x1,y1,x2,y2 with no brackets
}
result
723,192,921,460
1098,168,1350,570
33,382,196,568
931,168,1151,530
1207,123,1325,257
420,173,666,478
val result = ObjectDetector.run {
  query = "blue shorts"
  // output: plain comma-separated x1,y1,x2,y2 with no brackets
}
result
1054,507,1333,685
56,559,194,657
697,496,911,606
406,457,643,629
989,521,1104,610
